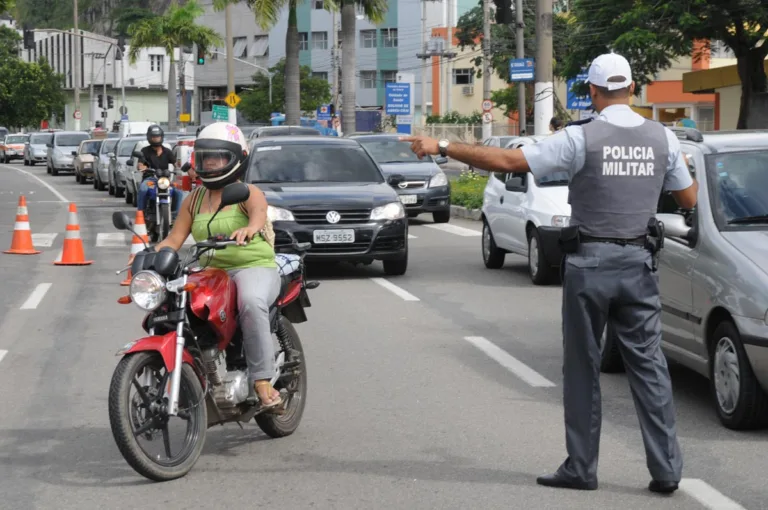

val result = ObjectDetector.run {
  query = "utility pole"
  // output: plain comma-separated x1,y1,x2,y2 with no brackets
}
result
72,0,81,130
331,10,339,111
103,51,108,124
444,0,453,115
515,0,525,134
225,3,236,124
89,53,95,127
420,0,427,127
482,0,492,139
534,0,553,135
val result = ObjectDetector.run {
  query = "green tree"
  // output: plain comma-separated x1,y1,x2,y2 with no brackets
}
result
561,0,768,128
128,0,222,131
111,7,155,36
238,59,331,122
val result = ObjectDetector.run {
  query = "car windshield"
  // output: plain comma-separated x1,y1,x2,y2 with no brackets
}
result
119,140,141,156
56,134,89,147
707,150,768,228
249,145,384,183
536,171,570,187
6,135,26,144
357,139,426,164
102,139,118,153
81,140,102,154
30,134,52,145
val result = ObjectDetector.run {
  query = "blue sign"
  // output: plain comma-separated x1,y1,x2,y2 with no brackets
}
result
509,58,535,82
317,104,332,121
385,83,411,115
566,73,592,110
121,114,129,121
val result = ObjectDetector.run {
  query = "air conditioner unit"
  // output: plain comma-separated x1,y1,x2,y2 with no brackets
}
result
462,85,474,96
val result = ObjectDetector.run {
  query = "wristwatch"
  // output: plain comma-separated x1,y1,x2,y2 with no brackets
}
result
438,139,450,158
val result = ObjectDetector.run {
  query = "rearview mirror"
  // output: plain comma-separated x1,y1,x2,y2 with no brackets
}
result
125,160,134,166
434,156,448,165
112,211,133,231
107,152,115,158
656,213,691,239
220,182,251,208
505,175,525,192
387,174,405,187
132,151,143,159
71,151,78,156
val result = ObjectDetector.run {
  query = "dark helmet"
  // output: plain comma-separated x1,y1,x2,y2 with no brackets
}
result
147,124,164,146
193,123,249,190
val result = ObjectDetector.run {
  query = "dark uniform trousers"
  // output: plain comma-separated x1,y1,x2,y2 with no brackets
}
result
558,241,683,483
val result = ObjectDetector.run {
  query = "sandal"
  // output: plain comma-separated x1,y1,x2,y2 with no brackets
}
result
254,380,282,409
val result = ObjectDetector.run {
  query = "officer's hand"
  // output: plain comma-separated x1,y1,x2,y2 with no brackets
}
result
399,136,439,159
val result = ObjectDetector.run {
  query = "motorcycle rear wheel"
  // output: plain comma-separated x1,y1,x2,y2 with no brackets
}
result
108,352,207,481
255,319,307,437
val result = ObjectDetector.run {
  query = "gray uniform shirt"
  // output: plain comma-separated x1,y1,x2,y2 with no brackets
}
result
520,105,693,193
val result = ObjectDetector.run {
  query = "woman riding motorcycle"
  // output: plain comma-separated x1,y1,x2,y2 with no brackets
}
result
135,123,283,409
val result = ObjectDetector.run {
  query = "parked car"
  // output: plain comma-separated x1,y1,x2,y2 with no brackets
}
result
247,136,409,275
46,131,90,175
73,139,103,184
94,138,119,191
467,136,520,174
349,134,451,223
108,136,144,197
600,128,768,430
480,135,571,284
248,125,321,139
24,132,53,166
0,133,28,163
124,139,173,206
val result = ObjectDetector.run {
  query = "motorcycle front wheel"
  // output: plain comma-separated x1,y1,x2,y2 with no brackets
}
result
108,352,207,481
159,203,171,241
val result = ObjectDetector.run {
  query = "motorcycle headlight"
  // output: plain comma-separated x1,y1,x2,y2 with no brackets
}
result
551,215,570,227
429,171,449,187
157,177,171,190
83,162,92,168
370,201,405,221
268,205,295,222
129,270,167,311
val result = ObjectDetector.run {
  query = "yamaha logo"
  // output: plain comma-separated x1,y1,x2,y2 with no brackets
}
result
326,211,341,224
398,182,408,189
219,310,227,323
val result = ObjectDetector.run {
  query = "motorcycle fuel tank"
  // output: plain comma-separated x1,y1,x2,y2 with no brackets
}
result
187,268,239,349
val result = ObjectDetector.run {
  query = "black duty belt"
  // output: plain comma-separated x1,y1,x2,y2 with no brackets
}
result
580,234,646,247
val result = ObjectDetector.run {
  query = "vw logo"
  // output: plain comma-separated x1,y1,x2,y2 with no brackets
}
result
326,211,341,224
398,181,408,189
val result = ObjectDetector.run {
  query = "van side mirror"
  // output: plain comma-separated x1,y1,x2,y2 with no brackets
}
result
505,175,526,192
434,156,448,165
656,213,691,239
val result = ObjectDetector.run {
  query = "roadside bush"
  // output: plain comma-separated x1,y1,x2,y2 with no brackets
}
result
450,171,487,210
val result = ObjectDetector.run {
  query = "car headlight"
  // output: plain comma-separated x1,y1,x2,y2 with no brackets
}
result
429,171,449,187
129,270,167,312
551,215,570,227
370,201,405,220
268,205,295,222
157,177,171,190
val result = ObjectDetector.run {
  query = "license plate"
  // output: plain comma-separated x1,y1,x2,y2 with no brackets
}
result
399,195,418,205
313,229,355,244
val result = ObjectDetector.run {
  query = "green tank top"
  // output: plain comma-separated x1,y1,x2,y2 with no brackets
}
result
190,190,276,270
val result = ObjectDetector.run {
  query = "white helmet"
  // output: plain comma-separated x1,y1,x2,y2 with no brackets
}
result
193,122,249,190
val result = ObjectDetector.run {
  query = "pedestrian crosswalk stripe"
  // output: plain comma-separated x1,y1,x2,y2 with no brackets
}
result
31,233,57,247
96,232,127,247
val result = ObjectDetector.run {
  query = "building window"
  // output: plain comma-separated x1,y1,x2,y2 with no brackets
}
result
312,71,328,81
453,68,474,85
381,70,397,84
233,36,247,58
313,0,324,8
360,70,376,89
710,40,735,59
311,31,328,50
298,32,309,51
251,35,268,57
381,28,398,48
150,54,163,72
360,30,377,49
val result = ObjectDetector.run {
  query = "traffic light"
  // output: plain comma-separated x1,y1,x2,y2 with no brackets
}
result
97,94,103,108
23,26,35,50
107,95,114,109
196,45,205,65
494,0,513,24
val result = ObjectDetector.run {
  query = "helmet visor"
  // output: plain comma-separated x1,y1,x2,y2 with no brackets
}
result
194,147,239,180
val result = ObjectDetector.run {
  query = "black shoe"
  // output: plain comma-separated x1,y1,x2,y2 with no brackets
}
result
536,473,598,491
648,480,679,494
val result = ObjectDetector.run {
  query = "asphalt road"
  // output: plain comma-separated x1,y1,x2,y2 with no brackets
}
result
0,160,764,510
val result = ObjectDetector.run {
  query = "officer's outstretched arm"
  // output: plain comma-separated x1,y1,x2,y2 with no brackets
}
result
445,143,530,173
671,180,698,210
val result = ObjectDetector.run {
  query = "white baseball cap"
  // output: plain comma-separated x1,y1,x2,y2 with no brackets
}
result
585,53,633,91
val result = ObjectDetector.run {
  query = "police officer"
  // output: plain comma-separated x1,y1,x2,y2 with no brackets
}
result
402,53,698,494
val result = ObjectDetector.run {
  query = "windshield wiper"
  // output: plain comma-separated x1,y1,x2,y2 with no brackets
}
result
538,179,570,186
727,215,768,225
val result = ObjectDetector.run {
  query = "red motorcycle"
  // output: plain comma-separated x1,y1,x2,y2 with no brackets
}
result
108,182,318,481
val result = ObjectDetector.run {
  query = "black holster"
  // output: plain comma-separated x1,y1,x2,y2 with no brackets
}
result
645,217,665,272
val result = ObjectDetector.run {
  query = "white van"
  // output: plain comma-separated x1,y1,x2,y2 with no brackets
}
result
120,121,154,138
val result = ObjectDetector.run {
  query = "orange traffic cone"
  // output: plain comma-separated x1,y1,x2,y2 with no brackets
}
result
54,203,93,266
121,210,150,286
4,195,41,255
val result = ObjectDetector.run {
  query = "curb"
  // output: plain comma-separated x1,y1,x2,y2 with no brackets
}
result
450,205,481,221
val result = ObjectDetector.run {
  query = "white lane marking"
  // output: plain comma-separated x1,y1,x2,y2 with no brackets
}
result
54,249,62,263
31,233,57,247
425,223,481,237
96,232,127,247
3,165,68,203
679,479,747,510
0,350,7,364
464,336,556,388
20,283,53,310
408,234,417,239
369,277,420,302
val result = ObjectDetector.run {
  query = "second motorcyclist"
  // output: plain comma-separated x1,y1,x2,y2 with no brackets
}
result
137,124,182,218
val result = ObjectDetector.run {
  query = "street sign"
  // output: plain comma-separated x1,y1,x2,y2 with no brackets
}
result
509,58,535,82
566,72,592,110
385,82,411,116
482,112,493,124
179,113,191,123
317,104,332,121
224,92,241,108
121,114,129,121
212,104,229,121
482,99,493,112
73,110,82,120
119,105,128,115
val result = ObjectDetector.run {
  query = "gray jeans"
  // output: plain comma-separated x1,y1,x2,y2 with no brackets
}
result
228,266,281,383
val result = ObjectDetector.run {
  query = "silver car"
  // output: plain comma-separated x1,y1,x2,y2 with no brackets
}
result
108,136,144,197
25,132,53,166
601,129,768,430
46,131,90,175
94,138,118,191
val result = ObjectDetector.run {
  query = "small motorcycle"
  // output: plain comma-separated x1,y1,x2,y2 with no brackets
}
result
108,182,318,481
136,159,177,243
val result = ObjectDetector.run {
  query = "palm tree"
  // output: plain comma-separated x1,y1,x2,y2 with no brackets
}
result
128,0,222,131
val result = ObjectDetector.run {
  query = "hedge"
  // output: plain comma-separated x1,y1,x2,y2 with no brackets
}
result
450,171,487,210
